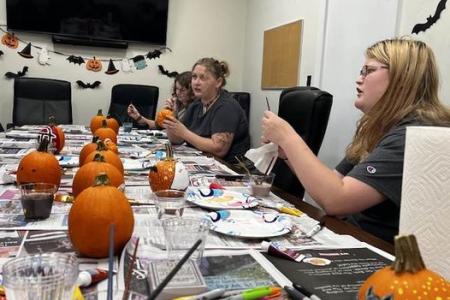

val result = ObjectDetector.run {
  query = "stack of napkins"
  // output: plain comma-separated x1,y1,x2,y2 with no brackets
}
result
245,143,278,174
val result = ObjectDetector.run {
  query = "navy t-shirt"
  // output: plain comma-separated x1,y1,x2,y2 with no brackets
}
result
182,91,250,162
335,117,425,243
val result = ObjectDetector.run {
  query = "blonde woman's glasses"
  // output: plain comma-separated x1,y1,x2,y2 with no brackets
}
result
360,65,389,78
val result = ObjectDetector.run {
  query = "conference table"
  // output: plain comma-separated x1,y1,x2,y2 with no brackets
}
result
0,125,394,299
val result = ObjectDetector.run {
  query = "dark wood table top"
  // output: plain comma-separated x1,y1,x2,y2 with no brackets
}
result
272,186,395,255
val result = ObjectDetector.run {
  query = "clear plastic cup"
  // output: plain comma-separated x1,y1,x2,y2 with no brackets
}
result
250,173,275,197
123,122,133,133
162,217,211,264
153,190,186,220
2,253,79,300
19,183,57,219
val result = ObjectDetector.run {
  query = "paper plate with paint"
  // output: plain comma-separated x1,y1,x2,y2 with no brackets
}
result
207,210,292,238
187,188,259,210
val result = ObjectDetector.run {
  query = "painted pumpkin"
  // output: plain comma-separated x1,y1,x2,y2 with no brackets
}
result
16,139,61,187
104,138,119,154
94,120,117,144
72,153,124,197
148,143,189,192
79,136,99,166
358,235,450,299
84,140,124,174
1,33,19,49
155,108,173,128
90,109,107,134
106,116,120,134
68,173,134,258
37,116,65,154
86,57,102,72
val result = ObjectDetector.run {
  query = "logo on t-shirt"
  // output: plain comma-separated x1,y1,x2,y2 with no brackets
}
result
367,165,377,174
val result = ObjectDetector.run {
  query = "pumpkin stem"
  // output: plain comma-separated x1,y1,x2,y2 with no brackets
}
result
96,140,108,151
93,153,106,162
165,142,174,160
392,235,426,274
37,138,50,152
93,173,111,186
92,135,100,143
48,116,58,126
96,109,103,116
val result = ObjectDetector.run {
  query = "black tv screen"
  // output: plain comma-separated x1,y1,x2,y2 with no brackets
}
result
6,0,169,45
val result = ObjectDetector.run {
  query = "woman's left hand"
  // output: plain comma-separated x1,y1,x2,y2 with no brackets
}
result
261,111,297,147
163,117,188,138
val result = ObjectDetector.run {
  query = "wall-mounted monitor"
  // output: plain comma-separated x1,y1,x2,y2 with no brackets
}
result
6,0,169,48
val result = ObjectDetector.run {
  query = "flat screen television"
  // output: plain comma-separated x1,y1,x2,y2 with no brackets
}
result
6,0,169,48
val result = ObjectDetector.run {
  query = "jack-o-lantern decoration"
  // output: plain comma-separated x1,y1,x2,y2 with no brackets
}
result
37,116,65,154
148,143,189,192
358,235,450,299
155,108,173,128
68,173,134,258
16,139,61,187
86,57,102,72
1,33,19,49
90,109,107,134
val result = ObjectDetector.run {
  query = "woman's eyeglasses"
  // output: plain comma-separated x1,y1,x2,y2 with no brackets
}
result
360,65,389,78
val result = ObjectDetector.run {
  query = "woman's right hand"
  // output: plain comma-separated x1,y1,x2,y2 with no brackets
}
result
164,97,176,110
127,104,140,120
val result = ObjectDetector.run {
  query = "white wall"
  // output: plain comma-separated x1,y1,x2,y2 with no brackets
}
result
0,0,247,127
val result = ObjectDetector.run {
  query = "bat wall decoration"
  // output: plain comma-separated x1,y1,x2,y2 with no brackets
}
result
146,49,162,60
158,65,178,78
412,0,447,34
76,80,101,89
5,66,29,79
67,55,85,65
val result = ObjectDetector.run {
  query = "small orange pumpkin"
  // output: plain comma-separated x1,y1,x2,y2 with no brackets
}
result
94,120,117,144
90,109,107,134
68,173,134,258
1,33,19,49
104,138,119,154
79,136,100,166
86,57,102,72
106,116,120,134
155,108,173,128
72,153,124,197
84,141,124,174
358,235,450,299
38,116,65,154
16,139,62,187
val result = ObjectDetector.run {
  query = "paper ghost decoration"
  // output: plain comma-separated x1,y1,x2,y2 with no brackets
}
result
121,58,134,73
38,46,50,65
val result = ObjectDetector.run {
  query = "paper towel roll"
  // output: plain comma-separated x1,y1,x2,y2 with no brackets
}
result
400,126,450,279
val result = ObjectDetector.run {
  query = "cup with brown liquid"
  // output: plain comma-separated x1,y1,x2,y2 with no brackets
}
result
19,183,57,220
250,173,275,197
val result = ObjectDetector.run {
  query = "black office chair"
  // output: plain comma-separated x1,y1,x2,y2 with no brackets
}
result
272,86,333,199
0,123,4,132
229,92,250,121
12,77,72,126
108,84,159,126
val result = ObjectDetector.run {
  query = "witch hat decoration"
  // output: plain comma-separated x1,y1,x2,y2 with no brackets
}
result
105,59,119,75
18,43,34,59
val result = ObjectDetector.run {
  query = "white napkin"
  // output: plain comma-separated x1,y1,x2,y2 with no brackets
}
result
245,142,278,174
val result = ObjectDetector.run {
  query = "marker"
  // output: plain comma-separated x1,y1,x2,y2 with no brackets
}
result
284,286,310,300
173,288,226,300
293,284,322,300
225,286,281,300
306,220,325,238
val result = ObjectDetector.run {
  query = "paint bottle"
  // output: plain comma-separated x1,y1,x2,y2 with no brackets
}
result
261,241,305,262
77,268,108,287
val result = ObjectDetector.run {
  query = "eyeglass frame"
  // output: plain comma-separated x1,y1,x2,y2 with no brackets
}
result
359,65,389,78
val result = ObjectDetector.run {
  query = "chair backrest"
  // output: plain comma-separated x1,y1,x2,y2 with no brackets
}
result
108,84,159,125
272,86,333,198
13,77,72,126
229,92,250,121
400,126,450,279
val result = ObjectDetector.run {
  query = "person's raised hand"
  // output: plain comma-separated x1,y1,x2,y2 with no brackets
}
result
127,104,140,120
261,111,296,147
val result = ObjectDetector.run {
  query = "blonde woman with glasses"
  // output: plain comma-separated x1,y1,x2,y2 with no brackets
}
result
261,38,450,243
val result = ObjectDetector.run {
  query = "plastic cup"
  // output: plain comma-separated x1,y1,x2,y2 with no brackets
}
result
162,217,211,264
19,183,57,219
123,122,133,133
153,190,186,220
250,173,275,197
2,253,79,300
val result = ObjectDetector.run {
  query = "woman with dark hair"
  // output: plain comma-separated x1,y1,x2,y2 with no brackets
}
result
127,71,194,128
262,38,450,243
164,58,250,162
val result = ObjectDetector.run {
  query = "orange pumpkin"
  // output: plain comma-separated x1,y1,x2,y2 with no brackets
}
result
79,136,100,166
1,32,19,49
16,139,61,187
106,116,120,134
90,109,107,134
86,57,102,72
155,108,173,128
72,153,124,197
148,143,189,192
68,173,134,258
94,120,117,144
104,138,119,154
37,116,65,154
84,141,124,174
358,235,450,299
